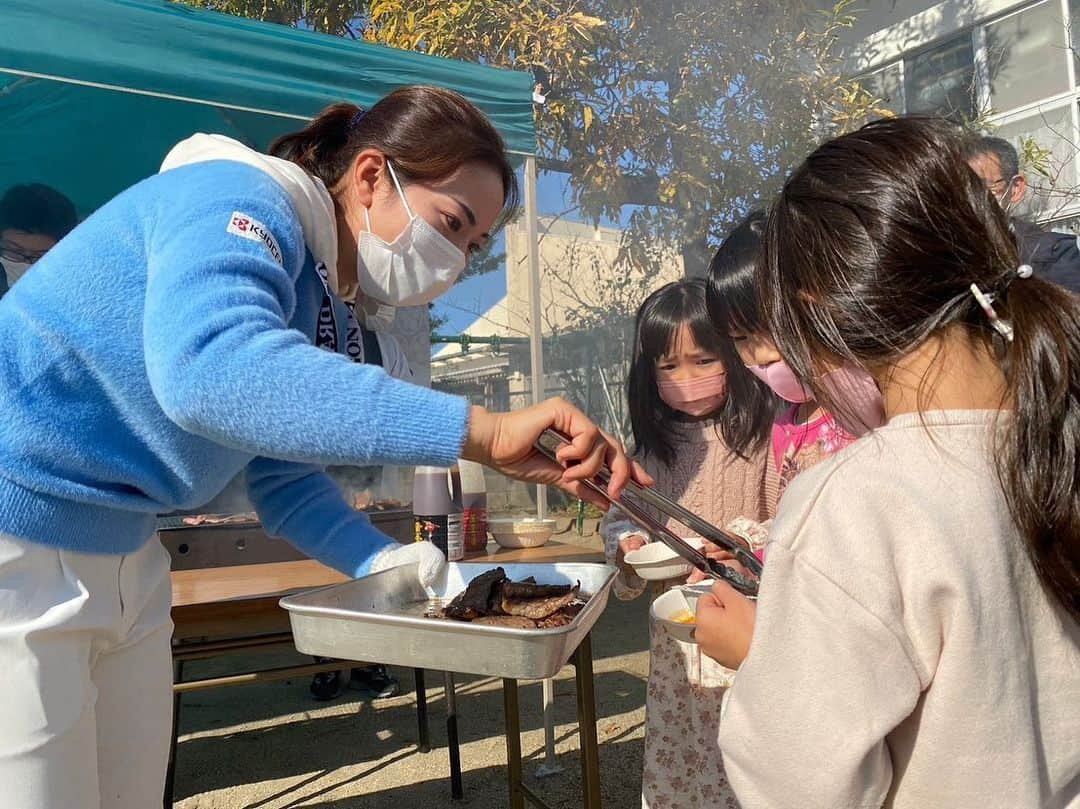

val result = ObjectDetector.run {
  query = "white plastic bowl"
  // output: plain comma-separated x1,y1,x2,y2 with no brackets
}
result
650,588,697,644
488,517,556,549
622,538,703,581
678,581,715,614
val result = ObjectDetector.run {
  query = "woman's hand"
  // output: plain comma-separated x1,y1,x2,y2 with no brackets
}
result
694,579,756,669
462,399,652,508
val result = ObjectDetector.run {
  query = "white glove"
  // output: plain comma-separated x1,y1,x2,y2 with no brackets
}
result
371,541,447,589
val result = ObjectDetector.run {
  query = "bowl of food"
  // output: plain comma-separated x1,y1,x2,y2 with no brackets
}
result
650,587,697,643
623,538,703,581
678,581,714,613
488,517,557,549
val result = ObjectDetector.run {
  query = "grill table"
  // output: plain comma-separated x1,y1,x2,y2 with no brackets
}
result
282,561,616,808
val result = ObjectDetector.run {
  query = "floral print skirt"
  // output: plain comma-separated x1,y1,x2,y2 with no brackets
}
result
641,615,740,809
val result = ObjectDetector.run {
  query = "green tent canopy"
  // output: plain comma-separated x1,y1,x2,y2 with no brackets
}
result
0,0,536,215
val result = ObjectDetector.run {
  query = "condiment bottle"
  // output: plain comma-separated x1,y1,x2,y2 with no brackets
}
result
412,466,463,561
457,459,489,553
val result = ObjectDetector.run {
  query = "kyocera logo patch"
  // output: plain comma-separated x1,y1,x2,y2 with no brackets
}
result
227,211,283,265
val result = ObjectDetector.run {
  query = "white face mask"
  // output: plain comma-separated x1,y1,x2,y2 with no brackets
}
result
2,259,32,284
357,162,467,307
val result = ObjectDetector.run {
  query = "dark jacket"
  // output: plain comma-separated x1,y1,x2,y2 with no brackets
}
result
1011,218,1080,294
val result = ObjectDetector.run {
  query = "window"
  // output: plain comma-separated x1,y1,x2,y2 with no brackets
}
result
858,62,904,113
904,32,977,120
1071,0,1080,73
995,105,1077,219
986,0,1069,113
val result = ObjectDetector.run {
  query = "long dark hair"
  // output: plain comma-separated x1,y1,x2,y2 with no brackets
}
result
761,115,1080,622
703,210,782,439
270,85,519,230
706,210,770,337
628,279,773,467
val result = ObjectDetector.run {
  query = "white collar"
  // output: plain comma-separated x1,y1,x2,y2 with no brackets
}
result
160,133,340,292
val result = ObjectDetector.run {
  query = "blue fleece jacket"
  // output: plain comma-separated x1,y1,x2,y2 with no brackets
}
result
0,160,469,576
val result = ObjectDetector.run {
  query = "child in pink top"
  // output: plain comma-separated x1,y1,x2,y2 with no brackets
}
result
770,404,852,496
705,212,870,557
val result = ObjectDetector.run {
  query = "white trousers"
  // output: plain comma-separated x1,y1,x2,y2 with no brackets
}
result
0,533,174,809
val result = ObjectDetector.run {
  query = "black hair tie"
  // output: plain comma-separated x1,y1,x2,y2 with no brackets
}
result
347,106,367,132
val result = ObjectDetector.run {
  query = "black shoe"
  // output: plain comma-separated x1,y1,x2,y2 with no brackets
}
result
310,667,347,701
350,664,399,699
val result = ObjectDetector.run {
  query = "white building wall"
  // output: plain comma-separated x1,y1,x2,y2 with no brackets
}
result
842,0,1080,225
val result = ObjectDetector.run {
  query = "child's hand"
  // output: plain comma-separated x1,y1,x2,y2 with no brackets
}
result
616,535,647,577
694,579,756,669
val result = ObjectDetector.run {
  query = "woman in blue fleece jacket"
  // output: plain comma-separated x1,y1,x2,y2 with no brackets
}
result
0,86,638,808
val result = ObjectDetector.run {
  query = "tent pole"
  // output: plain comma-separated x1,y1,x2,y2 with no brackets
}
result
524,155,547,520
525,154,557,780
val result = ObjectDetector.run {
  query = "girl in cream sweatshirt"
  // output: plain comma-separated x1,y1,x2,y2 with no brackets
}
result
696,117,1080,809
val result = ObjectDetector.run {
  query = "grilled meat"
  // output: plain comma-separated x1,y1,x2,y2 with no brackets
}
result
501,585,581,619
502,581,574,600
443,567,507,621
440,570,586,629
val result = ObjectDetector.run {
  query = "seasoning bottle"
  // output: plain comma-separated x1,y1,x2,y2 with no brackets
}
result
457,459,489,553
412,466,463,561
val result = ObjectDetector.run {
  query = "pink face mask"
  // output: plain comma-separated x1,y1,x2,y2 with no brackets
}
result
817,365,886,436
657,372,727,418
747,360,886,435
745,361,812,403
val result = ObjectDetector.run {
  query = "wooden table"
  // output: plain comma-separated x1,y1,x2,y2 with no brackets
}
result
172,558,347,640
464,538,604,565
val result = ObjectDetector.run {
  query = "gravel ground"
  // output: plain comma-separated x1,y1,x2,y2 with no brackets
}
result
172,542,652,809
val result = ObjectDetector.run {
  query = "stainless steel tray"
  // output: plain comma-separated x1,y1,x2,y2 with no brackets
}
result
280,562,616,680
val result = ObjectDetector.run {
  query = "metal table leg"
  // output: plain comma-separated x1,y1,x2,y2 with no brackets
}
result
415,668,431,753
535,677,563,777
502,678,525,809
444,672,463,799
574,634,602,809
164,658,184,808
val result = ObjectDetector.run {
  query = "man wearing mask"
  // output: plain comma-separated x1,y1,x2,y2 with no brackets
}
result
0,183,78,295
963,135,1080,293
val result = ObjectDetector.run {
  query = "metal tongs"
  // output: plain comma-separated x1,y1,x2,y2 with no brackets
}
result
534,429,761,597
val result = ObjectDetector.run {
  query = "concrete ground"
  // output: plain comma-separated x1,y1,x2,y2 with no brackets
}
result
173,536,652,809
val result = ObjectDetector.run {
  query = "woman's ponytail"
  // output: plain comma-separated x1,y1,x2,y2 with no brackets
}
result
269,103,358,183
997,276,1080,621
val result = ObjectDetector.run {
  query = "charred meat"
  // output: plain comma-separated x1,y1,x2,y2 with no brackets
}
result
501,585,580,619
439,569,586,629
502,581,574,600
443,567,507,621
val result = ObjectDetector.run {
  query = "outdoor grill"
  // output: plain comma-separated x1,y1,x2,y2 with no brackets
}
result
158,508,415,571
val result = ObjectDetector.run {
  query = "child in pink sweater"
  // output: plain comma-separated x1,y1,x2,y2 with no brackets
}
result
602,278,775,808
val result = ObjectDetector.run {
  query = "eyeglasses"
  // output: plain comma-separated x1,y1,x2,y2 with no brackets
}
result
0,240,48,264
987,174,1019,193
